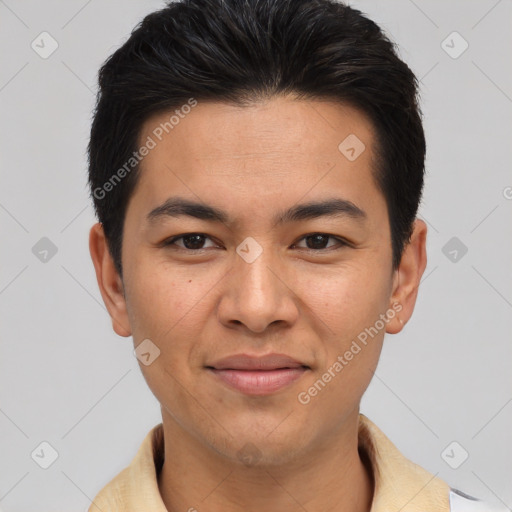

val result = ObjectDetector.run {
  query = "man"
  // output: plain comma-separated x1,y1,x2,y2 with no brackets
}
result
87,0,508,510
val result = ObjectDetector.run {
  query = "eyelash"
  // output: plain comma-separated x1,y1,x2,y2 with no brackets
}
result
162,233,350,253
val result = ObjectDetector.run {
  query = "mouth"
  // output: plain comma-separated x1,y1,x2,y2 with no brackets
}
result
206,353,310,396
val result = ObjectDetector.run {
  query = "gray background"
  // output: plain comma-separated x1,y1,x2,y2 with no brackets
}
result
1,0,511,510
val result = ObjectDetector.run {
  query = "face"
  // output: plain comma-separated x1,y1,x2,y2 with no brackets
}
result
90,95,426,465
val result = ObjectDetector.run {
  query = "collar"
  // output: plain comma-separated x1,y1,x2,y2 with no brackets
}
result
89,413,451,512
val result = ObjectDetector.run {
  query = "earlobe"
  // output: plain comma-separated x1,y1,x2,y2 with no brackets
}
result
386,299,405,335
386,219,428,335
89,222,132,338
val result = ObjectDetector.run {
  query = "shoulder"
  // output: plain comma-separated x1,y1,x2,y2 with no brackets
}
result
88,466,133,511
88,424,166,512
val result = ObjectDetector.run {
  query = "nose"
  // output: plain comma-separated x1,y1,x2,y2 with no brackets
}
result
217,246,299,334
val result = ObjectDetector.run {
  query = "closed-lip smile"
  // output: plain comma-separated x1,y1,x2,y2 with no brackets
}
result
206,353,310,395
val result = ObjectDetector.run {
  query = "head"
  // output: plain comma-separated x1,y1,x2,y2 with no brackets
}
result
89,0,427,465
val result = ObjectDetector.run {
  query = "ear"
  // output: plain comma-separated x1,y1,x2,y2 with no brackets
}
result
89,222,132,337
386,219,427,334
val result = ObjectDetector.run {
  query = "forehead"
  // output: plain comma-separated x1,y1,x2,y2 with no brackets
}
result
128,96,383,225
141,96,375,158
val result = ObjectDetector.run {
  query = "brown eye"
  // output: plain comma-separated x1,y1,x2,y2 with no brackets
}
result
163,233,218,250
305,234,330,249
181,234,207,249
295,233,347,251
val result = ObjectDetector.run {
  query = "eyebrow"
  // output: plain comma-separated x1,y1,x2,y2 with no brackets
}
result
146,196,367,227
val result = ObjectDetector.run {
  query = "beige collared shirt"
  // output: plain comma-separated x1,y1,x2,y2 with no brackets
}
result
89,413,452,512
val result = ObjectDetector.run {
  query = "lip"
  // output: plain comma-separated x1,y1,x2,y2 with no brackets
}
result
206,353,310,396
209,353,308,371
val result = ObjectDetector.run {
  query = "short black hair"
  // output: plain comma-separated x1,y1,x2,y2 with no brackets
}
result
88,0,425,278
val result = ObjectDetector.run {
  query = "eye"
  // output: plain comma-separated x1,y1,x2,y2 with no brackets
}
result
162,232,349,252
293,233,348,251
163,233,219,251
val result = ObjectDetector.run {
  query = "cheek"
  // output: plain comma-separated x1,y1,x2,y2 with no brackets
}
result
124,260,206,343
295,263,390,400
296,270,388,414
124,264,210,409
297,263,390,336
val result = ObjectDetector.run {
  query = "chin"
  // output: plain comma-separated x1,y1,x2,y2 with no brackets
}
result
214,425,308,467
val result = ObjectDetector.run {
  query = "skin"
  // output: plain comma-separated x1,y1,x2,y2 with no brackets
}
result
89,95,427,512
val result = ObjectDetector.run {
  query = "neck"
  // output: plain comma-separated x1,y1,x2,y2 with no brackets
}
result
157,410,374,512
